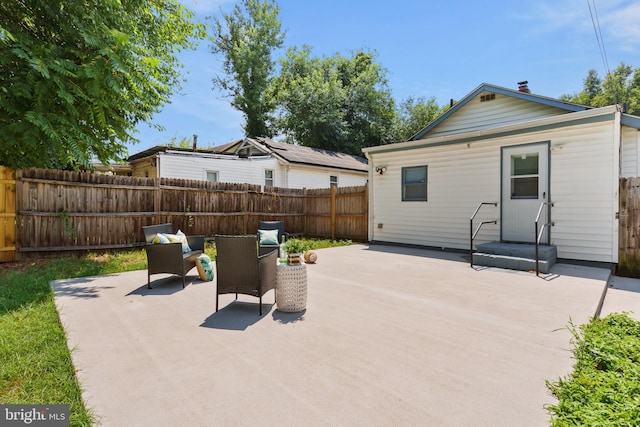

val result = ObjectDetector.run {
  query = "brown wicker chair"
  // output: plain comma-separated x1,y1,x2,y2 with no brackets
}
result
258,220,288,256
142,223,205,289
215,235,277,315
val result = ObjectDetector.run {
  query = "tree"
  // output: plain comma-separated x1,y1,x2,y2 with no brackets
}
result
273,46,396,155
210,0,284,138
392,96,443,141
561,63,640,115
0,0,204,169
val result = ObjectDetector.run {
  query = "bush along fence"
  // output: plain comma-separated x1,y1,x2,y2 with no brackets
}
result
4,168,368,259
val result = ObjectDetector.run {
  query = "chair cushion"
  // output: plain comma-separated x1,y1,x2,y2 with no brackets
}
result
258,229,279,245
152,233,170,244
161,230,192,253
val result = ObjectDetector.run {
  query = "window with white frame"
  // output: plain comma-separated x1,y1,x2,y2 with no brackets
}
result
265,169,274,187
402,166,427,201
206,171,218,182
330,175,338,188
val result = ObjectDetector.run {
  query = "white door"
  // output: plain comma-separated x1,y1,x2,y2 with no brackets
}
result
501,143,549,243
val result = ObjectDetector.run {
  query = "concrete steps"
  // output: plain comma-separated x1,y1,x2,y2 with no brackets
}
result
472,242,557,274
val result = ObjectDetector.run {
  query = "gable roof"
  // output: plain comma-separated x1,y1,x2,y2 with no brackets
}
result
213,138,368,173
410,83,592,141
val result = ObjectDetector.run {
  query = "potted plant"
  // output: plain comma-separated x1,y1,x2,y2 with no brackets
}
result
284,238,308,264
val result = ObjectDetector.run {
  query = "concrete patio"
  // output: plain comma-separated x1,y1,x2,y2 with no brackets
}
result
51,244,640,426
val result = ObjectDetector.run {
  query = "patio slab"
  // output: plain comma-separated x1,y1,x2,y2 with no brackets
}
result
51,244,621,426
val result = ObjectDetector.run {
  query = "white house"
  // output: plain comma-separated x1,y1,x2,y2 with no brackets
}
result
362,82,640,265
126,137,368,190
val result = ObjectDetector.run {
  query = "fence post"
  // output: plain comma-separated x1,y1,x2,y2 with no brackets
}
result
331,185,337,240
0,166,16,262
153,178,161,224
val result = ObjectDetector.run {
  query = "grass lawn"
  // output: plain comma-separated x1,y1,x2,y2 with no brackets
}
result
0,238,350,426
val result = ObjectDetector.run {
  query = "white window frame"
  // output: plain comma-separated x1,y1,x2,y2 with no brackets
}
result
402,165,428,201
265,169,274,187
330,175,338,188
206,170,219,182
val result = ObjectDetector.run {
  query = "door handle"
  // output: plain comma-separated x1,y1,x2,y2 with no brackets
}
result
543,191,546,200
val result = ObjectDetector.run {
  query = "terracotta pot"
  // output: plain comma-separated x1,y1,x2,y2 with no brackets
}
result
304,251,317,264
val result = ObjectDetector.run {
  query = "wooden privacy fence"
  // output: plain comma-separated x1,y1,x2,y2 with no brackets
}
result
619,177,640,277
10,168,368,257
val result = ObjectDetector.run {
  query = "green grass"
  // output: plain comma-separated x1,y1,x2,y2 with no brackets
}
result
0,250,150,426
546,312,640,426
0,238,347,425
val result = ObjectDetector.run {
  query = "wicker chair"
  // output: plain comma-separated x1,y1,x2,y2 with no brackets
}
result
215,235,277,315
258,220,288,256
142,223,205,289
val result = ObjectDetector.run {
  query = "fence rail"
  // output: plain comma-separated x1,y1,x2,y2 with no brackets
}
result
7,168,367,258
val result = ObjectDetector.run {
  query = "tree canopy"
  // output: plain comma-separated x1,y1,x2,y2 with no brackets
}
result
210,0,284,139
272,46,396,155
561,63,640,115
0,0,204,169
392,96,444,141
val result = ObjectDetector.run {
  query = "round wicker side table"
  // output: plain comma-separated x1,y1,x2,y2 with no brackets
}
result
276,263,307,312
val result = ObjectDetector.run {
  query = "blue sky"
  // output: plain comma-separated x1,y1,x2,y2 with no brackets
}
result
130,0,640,155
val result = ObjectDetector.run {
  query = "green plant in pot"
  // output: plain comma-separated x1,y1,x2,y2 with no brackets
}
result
284,238,308,264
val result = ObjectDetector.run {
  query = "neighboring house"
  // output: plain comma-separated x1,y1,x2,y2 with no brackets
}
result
362,82,640,265
125,137,368,190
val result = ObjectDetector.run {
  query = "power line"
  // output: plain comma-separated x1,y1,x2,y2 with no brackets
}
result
587,0,611,76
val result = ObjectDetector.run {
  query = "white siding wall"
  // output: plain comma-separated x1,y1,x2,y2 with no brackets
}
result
430,95,570,137
157,152,366,189
621,127,640,177
159,153,284,188
369,120,618,263
287,165,367,189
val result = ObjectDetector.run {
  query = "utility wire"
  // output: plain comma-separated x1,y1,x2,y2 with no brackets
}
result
587,0,619,106
587,0,610,75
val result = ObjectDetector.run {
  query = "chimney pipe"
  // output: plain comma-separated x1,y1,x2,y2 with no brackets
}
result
517,81,530,93
193,134,198,151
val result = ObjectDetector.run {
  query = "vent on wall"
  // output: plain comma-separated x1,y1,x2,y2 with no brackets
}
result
480,93,496,102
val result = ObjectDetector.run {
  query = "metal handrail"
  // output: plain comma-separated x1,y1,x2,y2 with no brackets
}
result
470,202,498,268
534,201,554,276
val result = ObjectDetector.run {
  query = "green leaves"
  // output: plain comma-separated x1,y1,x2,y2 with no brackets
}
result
546,313,640,426
0,0,205,169
561,63,640,116
210,0,284,138
272,47,396,155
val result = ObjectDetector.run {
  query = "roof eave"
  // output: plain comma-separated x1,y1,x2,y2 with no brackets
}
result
409,83,592,141
364,105,618,155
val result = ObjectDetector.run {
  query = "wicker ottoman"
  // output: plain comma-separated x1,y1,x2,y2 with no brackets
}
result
276,263,307,312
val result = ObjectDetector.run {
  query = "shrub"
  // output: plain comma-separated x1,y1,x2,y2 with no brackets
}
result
546,313,640,426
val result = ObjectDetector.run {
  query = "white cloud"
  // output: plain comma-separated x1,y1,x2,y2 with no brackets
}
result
520,0,640,50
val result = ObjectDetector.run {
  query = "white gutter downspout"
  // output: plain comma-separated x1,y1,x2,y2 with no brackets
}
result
364,152,374,243
612,107,622,264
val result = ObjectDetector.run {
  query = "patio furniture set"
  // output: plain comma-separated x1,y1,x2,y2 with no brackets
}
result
142,221,307,315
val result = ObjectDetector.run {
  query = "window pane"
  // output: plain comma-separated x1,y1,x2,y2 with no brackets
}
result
206,171,218,182
402,166,427,201
330,175,338,188
512,153,538,176
404,167,426,183
265,170,274,187
404,183,427,200
511,177,538,199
